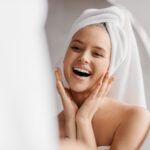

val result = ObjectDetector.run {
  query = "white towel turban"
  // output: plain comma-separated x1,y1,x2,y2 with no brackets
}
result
57,5,147,108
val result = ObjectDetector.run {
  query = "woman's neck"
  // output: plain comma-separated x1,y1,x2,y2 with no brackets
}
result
70,90,90,107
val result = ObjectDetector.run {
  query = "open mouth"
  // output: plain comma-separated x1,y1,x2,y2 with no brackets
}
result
72,67,91,77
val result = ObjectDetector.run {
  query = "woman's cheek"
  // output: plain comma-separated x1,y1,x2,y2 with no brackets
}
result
100,60,110,70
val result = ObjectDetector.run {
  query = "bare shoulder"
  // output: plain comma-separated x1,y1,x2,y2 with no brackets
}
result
119,102,150,130
102,96,131,109
102,96,150,131
109,100,150,149
93,97,150,146
126,105,150,120
100,96,150,117
93,97,131,145
122,105,150,137
95,97,132,121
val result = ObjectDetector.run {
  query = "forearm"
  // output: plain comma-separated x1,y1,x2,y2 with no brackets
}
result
65,118,76,140
76,119,97,150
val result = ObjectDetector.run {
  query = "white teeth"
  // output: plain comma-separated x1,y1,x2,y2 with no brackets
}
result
73,67,90,74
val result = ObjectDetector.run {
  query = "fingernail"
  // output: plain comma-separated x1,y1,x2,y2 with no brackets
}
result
56,67,59,71
112,77,115,81
105,71,109,77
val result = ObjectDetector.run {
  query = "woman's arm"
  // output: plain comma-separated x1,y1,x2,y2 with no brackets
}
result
58,112,76,139
110,107,150,150
76,118,97,150
64,118,76,139
60,139,90,150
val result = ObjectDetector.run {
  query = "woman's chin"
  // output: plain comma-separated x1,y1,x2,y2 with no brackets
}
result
69,84,90,93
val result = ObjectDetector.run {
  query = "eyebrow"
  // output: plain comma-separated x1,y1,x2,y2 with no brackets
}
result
93,46,105,53
72,39,83,44
72,39,106,52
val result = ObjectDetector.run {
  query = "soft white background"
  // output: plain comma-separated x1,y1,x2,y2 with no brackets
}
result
46,0,150,149
0,1,58,150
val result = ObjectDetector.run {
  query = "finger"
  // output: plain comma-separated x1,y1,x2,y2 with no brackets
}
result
97,72,109,97
55,67,62,82
97,72,106,87
55,70,68,101
101,71,108,83
88,71,107,99
55,69,78,112
55,67,65,92
57,67,63,82
80,73,108,115
88,74,104,98
64,88,73,99
55,70,62,92
66,88,78,109
56,82,71,110
55,69,59,86
103,77,114,96
55,68,73,107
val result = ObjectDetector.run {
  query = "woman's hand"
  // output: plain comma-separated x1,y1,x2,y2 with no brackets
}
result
55,67,78,121
76,72,114,122
55,67,78,139
75,72,114,150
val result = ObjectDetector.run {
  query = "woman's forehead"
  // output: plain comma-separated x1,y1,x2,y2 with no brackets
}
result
70,25,111,52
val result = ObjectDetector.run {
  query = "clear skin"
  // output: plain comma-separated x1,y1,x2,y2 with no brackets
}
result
55,25,150,150
63,25,111,106
60,139,90,150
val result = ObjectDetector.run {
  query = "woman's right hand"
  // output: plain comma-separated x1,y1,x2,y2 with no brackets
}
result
55,67,78,121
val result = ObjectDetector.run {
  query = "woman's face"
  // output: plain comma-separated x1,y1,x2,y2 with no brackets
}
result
63,25,111,93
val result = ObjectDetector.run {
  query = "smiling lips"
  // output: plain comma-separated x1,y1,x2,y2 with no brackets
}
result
72,65,92,81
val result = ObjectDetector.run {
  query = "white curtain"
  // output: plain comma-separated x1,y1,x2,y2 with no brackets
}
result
0,1,58,150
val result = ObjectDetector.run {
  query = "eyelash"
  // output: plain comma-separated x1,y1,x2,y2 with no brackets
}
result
71,46,81,51
71,46,104,57
92,52,104,57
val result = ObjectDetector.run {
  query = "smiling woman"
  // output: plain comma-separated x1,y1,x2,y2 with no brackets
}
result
63,24,111,95
55,5,150,150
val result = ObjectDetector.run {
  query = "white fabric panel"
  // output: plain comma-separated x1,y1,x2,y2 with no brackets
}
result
0,1,58,150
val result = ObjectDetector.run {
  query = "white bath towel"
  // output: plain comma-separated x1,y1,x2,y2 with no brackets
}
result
98,146,111,150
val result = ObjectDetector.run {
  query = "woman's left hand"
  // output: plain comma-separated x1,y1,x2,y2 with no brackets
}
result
76,72,114,122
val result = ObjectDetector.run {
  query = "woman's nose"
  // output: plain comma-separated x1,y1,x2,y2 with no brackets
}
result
78,51,90,64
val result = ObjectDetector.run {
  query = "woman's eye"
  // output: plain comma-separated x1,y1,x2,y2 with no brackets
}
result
93,52,103,57
71,46,81,51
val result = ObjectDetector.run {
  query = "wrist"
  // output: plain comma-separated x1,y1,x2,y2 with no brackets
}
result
65,116,76,123
76,116,91,125
65,119,76,127
63,111,76,122
64,119,76,140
